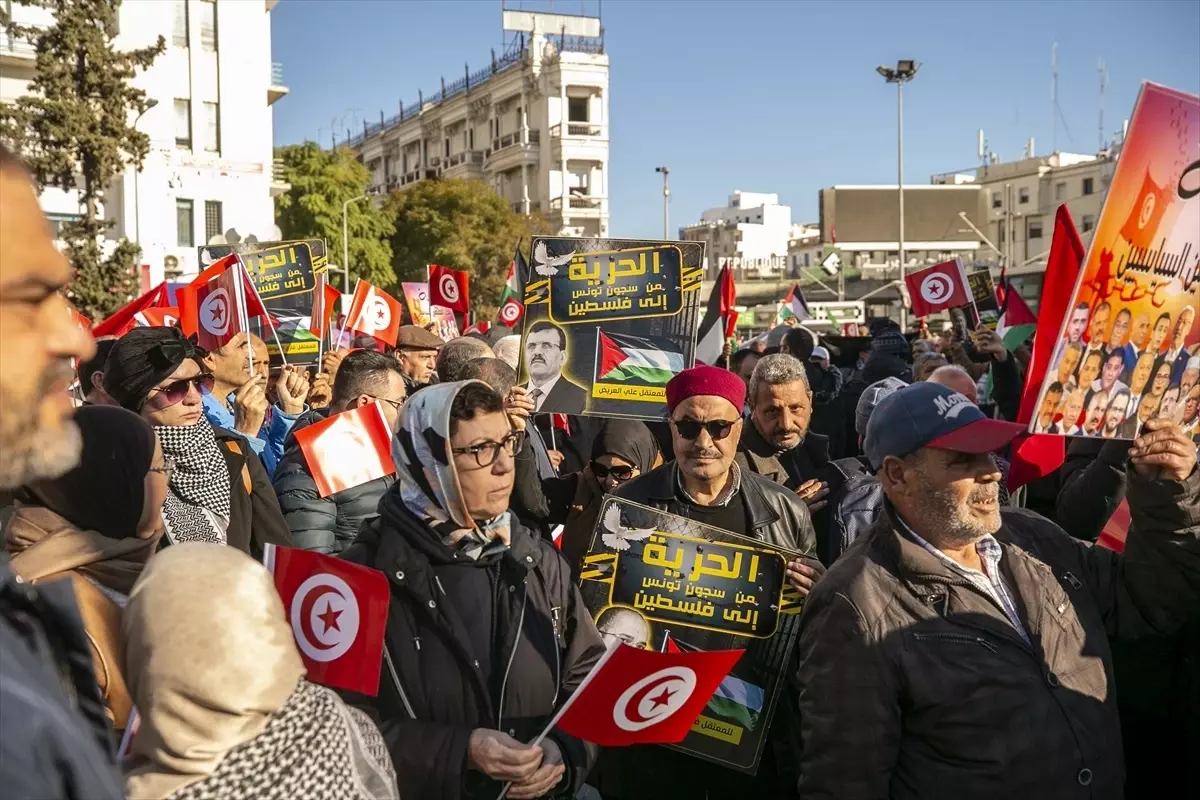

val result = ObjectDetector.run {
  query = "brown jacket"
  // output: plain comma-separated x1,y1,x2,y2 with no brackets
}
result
796,467,1200,800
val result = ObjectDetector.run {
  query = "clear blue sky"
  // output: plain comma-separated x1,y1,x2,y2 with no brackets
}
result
272,0,1200,240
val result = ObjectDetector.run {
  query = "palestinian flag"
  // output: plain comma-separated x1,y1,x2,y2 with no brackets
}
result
773,283,811,327
995,281,1037,352
498,247,527,327
597,331,685,385
696,265,736,365
664,636,762,730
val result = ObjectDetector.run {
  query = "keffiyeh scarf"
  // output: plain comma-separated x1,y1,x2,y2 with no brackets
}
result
155,418,231,545
392,381,512,560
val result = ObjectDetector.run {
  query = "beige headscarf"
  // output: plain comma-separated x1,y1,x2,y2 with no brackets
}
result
122,543,306,800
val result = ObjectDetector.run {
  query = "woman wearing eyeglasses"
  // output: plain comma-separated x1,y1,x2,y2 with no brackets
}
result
5,405,168,734
534,418,661,578
103,327,291,556
342,380,605,800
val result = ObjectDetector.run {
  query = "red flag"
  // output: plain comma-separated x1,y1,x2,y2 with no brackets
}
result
69,307,92,334
178,256,269,351
549,643,743,747
718,265,737,338
92,283,170,337
1119,168,1171,250
1097,499,1130,553
309,277,341,337
344,280,404,347
428,264,470,314
904,259,971,318
292,402,397,497
134,307,179,328
463,320,492,336
1007,206,1084,491
552,413,571,433
264,544,390,696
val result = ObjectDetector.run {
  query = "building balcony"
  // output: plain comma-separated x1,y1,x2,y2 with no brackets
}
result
268,62,288,105
398,168,439,187
0,26,40,75
485,129,540,172
550,121,608,140
549,194,606,218
441,150,485,180
550,122,607,161
270,158,291,197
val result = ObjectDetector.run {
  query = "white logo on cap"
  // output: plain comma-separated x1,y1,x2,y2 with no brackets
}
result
934,392,972,420
920,272,954,304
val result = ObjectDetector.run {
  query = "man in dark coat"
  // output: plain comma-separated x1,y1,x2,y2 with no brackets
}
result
797,381,1200,800
274,350,405,553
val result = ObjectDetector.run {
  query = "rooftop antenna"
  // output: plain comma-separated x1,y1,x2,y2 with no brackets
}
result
1098,58,1107,152
1051,42,1058,154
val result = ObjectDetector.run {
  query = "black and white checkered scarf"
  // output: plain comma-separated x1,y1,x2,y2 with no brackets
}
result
155,418,231,545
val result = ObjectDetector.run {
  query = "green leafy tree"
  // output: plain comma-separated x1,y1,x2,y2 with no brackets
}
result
274,143,396,291
385,178,552,318
0,0,164,319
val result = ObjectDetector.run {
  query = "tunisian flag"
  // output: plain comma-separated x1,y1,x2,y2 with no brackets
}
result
905,258,971,318
309,275,341,338
344,280,404,347
428,264,470,313
264,544,390,696
292,402,396,497
92,282,171,337
178,255,269,351
547,642,743,747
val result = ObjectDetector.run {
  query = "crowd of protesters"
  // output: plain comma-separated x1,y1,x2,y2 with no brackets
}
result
2,137,1199,800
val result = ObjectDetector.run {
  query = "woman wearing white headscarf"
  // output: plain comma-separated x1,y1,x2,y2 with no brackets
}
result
121,543,398,800
342,380,604,800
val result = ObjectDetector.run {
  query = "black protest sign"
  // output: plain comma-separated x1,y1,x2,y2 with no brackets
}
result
519,237,703,419
198,239,327,366
965,269,1000,329
579,498,805,774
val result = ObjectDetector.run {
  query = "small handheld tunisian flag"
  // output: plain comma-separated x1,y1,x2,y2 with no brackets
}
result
497,248,527,327
178,255,269,350
309,275,341,338
905,258,971,318
92,282,171,337
264,544,390,696
293,402,397,498
344,280,404,347
428,264,470,313
547,641,743,747
134,306,180,328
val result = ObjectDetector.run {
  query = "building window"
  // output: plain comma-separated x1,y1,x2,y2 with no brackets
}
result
199,0,217,51
46,212,82,240
202,102,219,152
1028,219,1044,240
174,99,191,148
567,96,588,122
173,0,189,48
1055,181,1066,202
176,199,194,247
998,220,1006,243
1082,214,1096,232
991,191,1001,209
204,201,223,243
1082,177,1094,195
1018,187,1030,204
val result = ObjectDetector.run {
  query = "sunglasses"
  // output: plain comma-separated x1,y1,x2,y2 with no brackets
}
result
671,417,738,441
590,461,636,482
145,373,214,409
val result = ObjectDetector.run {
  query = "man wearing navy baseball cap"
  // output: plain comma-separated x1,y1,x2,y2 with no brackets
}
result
796,381,1200,799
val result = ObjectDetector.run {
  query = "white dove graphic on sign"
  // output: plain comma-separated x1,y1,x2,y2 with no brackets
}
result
600,504,655,552
533,241,575,277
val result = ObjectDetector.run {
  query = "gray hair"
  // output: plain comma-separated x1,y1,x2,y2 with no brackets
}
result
748,353,810,404
436,337,494,382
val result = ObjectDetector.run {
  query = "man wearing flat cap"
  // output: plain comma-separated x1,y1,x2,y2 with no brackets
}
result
796,381,1200,800
394,324,443,395
602,364,822,799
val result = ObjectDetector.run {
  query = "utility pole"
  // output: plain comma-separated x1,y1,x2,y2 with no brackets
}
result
877,60,920,330
342,194,369,291
655,166,670,239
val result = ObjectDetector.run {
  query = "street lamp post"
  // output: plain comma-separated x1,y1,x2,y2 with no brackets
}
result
342,194,369,291
877,60,919,330
655,166,670,239
133,98,159,247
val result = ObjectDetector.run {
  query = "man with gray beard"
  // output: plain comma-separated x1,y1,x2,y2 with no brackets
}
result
0,144,123,798
796,381,1200,800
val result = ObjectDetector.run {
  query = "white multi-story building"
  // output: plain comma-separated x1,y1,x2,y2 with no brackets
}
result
0,0,287,283
350,11,609,238
679,190,793,279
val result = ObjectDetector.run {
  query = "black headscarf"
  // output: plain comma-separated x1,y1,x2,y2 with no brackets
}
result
25,406,156,540
104,327,208,411
590,419,659,473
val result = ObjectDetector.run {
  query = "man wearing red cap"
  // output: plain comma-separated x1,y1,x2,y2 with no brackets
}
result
605,364,821,798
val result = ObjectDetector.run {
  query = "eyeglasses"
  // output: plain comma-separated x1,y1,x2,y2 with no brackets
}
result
670,417,738,441
145,373,214,409
368,396,405,413
590,461,636,482
148,456,176,482
452,431,522,468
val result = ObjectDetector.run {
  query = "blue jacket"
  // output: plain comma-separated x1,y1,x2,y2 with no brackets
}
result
201,391,302,477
